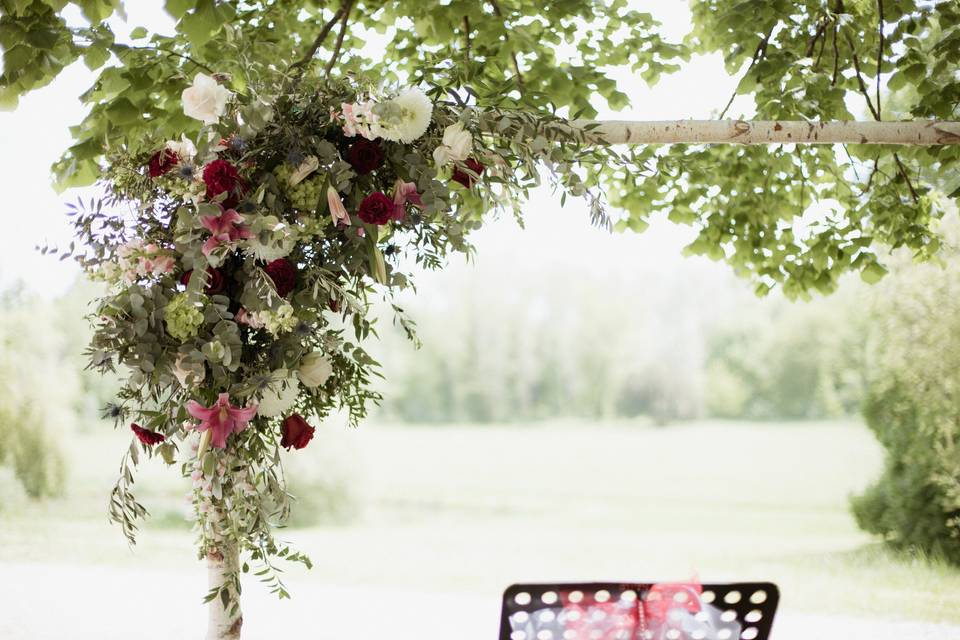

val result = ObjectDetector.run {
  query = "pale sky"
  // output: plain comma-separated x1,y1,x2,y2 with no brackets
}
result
0,2,745,298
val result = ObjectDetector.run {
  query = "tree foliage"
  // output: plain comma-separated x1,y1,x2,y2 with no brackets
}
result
0,0,958,294
850,222,960,565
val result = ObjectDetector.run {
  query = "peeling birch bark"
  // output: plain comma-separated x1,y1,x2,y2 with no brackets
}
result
554,119,960,146
206,546,242,640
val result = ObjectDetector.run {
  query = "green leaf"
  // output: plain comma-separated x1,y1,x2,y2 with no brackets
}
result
105,97,141,125
129,27,149,40
77,0,118,22
83,44,110,71
178,0,222,47
165,0,196,19
860,261,889,285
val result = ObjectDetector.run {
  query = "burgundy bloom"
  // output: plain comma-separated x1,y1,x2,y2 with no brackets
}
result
357,192,394,225
451,158,485,188
131,423,165,446
281,414,315,450
346,138,384,175
180,267,225,295
264,258,297,296
148,148,178,178
202,159,246,208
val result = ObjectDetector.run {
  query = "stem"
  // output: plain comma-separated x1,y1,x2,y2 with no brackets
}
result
719,29,771,119
893,153,920,202
324,0,354,78
115,45,216,75
876,0,885,118
806,18,827,59
835,0,880,120
831,21,840,86
463,15,471,68
845,33,881,120
489,0,524,88
206,545,242,640
290,6,347,73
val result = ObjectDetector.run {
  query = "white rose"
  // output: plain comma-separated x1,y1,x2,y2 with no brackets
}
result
257,372,300,418
432,122,472,166
165,134,197,162
182,73,232,124
298,352,333,388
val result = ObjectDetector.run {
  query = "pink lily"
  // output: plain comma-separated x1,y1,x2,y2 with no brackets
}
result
391,179,423,221
199,206,252,256
186,393,258,449
327,186,351,227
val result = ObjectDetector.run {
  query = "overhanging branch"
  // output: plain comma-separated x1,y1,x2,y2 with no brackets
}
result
560,120,960,146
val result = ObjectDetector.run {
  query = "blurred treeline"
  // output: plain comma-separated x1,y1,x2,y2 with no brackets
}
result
3,214,960,563
374,256,869,425
0,280,114,504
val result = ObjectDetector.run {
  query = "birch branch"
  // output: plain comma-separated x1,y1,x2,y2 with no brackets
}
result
558,120,960,146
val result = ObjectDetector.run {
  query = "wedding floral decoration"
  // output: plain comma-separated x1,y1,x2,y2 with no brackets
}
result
60,72,618,607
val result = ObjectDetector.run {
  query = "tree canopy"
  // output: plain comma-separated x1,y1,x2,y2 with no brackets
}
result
1,0,958,296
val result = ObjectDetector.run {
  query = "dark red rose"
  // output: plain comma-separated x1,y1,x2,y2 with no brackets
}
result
346,138,384,175
180,267,225,295
357,192,394,225
148,148,178,178
203,159,246,208
281,414,315,450
452,158,485,188
264,258,297,296
131,423,165,446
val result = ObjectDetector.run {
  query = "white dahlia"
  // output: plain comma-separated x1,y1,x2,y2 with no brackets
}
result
375,88,433,143
257,372,301,418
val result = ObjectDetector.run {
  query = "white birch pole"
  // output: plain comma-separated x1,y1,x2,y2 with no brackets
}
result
206,545,242,640
552,119,960,146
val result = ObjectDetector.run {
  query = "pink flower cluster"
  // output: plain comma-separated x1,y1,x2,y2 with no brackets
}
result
117,240,176,283
336,100,378,139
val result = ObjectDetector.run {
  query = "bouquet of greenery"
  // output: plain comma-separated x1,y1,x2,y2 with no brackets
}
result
58,69,625,633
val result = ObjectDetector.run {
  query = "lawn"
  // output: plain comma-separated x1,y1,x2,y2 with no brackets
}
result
2,419,959,639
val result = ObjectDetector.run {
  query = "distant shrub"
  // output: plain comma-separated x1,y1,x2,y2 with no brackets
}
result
704,293,867,420
0,288,72,500
0,402,66,499
851,238,960,565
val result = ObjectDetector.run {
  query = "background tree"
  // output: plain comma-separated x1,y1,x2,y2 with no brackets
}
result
1,0,958,295
851,218,960,565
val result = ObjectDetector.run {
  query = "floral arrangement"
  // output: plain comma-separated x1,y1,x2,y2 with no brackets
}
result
59,71,618,608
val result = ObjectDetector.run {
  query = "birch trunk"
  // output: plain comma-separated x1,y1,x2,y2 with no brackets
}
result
206,545,242,640
538,119,960,146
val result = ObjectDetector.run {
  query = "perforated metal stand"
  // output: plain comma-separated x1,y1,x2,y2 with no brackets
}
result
500,582,779,640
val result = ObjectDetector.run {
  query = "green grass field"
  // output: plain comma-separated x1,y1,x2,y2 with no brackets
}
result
2,419,959,628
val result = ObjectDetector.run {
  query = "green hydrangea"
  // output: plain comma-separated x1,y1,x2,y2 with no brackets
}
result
254,302,298,336
274,165,324,211
164,293,204,341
